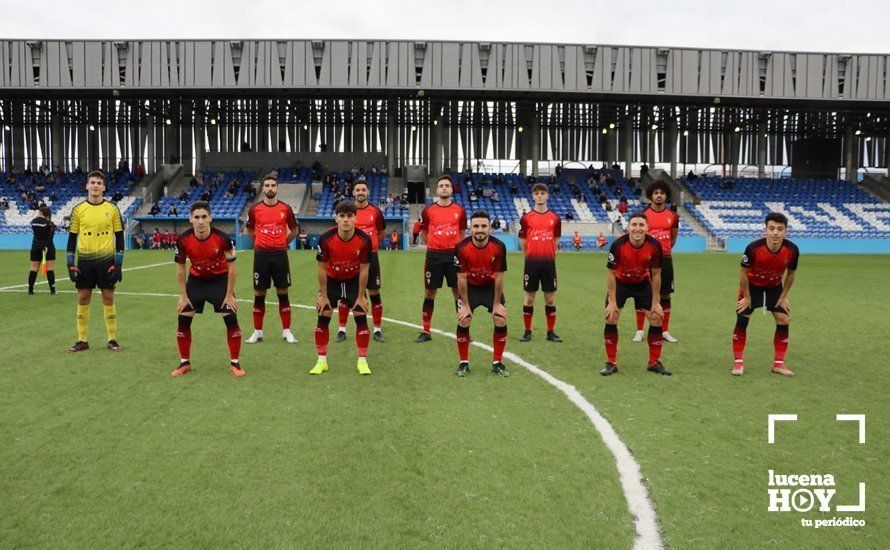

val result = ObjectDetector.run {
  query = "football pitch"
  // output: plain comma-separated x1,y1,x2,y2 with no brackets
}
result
0,249,887,548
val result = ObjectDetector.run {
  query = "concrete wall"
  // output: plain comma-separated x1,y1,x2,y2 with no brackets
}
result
205,152,387,173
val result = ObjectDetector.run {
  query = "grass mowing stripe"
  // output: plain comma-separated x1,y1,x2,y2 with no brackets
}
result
0,260,173,290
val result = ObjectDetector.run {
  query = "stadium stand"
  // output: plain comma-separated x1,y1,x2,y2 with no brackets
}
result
0,170,141,234
149,170,256,219
683,177,890,239
311,172,400,218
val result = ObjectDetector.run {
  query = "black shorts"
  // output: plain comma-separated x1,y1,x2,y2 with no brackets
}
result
739,284,786,315
367,252,382,290
30,242,56,262
185,275,234,314
459,284,507,314
608,280,653,311
659,256,675,295
523,260,557,292
424,250,458,289
327,276,363,311
75,260,116,290
253,250,291,290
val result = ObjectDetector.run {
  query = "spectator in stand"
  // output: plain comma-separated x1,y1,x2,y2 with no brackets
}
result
167,203,178,216
60,216,70,231
112,190,123,202
618,200,628,214
492,190,500,203
149,203,161,216
388,230,400,250
134,164,145,180
189,175,200,188
179,191,189,202
566,211,574,221
640,164,649,177
201,189,212,202
371,164,378,175
482,186,493,199
412,217,422,245
380,165,388,175
0,196,8,210
573,231,582,250
386,194,394,206
55,166,64,180
686,170,697,180
46,171,56,185
597,233,607,250
491,216,501,230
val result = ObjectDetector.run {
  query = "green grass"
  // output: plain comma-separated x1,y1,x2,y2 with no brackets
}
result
0,250,887,548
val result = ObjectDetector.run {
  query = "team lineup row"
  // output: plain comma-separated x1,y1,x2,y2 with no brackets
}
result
35,172,799,378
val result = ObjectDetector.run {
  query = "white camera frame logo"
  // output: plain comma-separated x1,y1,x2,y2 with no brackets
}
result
767,414,866,514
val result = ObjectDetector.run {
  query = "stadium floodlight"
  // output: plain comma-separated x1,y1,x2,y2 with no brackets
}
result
3,125,10,131
516,126,523,132
683,129,689,136
865,136,872,142
303,124,309,130
609,123,616,129
651,123,659,130
602,128,608,134
165,119,172,125
433,120,439,126
855,129,862,136
210,118,217,125
734,126,741,132
410,125,417,132
88,125,95,131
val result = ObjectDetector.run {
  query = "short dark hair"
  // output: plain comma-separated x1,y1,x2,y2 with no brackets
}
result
87,170,106,183
470,210,490,221
38,206,52,218
353,178,368,188
628,211,648,223
190,200,211,214
436,174,453,185
262,172,278,184
335,200,357,216
532,183,549,194
645,180,672,201
765,212,788,227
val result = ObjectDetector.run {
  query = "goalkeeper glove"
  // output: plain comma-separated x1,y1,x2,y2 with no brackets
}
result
108,252,124,283
66,253,79,283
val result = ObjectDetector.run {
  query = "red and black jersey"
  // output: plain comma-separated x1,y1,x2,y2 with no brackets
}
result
741,238,799,288
316,227,372,281
421,201,467,252
246,200,298,252
518,209,561,263
607,234,663,285
174,227,236,280
643,206,679,257
354,203,386,251
455,236,508,287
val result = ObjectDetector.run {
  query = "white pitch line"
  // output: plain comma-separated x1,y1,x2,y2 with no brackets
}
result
0,261,174,291
0,287,663,549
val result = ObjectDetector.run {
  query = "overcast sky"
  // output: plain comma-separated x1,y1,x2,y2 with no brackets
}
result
1,0,888,54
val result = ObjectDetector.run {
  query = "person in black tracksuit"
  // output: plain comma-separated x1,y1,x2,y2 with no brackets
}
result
28,206,56,294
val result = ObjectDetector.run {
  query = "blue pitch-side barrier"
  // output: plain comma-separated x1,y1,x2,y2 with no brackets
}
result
726,237,890,254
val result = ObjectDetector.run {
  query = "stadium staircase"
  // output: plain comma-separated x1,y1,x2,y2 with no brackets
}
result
860,174,890,204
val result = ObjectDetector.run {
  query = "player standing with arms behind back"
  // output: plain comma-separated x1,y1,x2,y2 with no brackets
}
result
601,212,671,376
416,175,467,342
66,171,124,353
336,178,386,342
171,201,243,377
635,180,680,343
244,173,299,345
518,183,562,343
454,211,510,377
28,206,56,294
731,213,799,377
311,201,373,375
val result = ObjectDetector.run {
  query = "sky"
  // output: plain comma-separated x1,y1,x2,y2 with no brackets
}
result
0,0,888,54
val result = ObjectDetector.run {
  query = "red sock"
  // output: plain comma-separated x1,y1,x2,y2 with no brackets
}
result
371,302,383,330
522,306,533,332
647,326,663,364
604,324,618,363
253,296,265,330
635,310,645,331
315,316,331,356
661,299,671,331
774,325,789,364
226,324,242,361
176,321,192,360
422,298,434,333
545,305,557,332
456,325,470,362
278,294,291,329
355,315,370,357
338,302,349,330
493,326,507,362
732,328,747,362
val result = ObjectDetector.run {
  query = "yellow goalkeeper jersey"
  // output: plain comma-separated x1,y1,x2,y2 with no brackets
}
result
69,199,123,263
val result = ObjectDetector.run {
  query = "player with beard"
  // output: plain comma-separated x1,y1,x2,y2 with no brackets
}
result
416,175,467,342
336,178,387,342
245,173,299,345
635,180,680,343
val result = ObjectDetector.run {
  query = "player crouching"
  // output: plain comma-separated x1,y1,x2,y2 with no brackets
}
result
454,211,510,377
312,201,374,375
601,212,671,376
172,201,243,377
732,213,798,377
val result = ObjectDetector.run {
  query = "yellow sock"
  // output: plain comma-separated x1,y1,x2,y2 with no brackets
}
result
76,304,90,342
103,304,117,341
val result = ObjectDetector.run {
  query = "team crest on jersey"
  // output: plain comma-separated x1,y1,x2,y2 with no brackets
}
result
105,212,111,218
